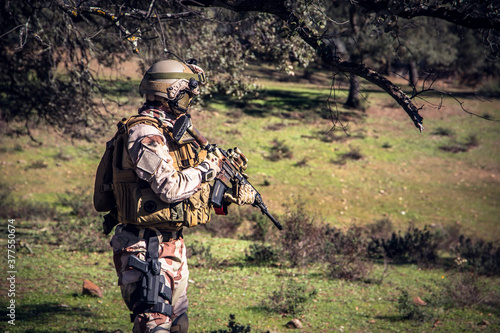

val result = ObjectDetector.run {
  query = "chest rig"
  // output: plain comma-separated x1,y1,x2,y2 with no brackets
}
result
112,115,209,230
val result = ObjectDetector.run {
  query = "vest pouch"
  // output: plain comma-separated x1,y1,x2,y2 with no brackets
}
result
183,182,212,228
136,187,183,229
113,169,140,223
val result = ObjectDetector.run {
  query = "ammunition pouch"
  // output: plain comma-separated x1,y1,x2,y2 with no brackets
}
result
183,181,212,227
127,229,173,322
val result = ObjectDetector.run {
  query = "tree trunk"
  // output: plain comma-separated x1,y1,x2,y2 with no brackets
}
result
345,73,361,109
409,60,419,87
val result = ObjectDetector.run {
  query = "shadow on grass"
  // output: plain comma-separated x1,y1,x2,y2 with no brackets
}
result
208,88,363,121
0,301,108,333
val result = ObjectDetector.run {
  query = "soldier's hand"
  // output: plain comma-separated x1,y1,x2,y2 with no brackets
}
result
224,183,256,206
196,152,221,180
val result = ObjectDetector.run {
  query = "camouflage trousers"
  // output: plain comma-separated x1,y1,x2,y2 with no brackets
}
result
111,224,189,333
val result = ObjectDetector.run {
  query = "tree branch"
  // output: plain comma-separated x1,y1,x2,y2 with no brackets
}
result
353,0,500,30
285,11,424,131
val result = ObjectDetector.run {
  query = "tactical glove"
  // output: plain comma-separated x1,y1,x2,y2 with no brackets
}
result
196,152,221,182
224,183,256,206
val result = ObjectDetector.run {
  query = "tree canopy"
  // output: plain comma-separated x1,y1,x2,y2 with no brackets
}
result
1,0,499,139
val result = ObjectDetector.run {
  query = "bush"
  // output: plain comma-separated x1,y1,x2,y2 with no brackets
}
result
439,134,479,153
245,242,277,265
331,146,364,165
198,206,246,238
264,279,317,316
209,314,251,333
431,127,454,136
439,272,491,308
396,290,432,322
58,187,96,218
186,240,214,268
453,236,500,276
38,215,110,252
278,202,324,267
323,225,373,280
368,227,438,265
267,139,293,161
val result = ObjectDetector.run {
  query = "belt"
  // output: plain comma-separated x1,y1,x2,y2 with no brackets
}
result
122,224,183,241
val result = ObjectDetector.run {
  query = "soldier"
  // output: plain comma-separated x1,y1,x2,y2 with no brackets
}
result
104,59,254,333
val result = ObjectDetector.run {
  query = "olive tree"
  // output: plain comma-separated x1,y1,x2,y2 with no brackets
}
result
1,0,499,138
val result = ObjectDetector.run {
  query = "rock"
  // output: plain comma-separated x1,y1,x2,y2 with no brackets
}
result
413,296,427,306
82,279,103,298
478,320,490,327
285,318,302,329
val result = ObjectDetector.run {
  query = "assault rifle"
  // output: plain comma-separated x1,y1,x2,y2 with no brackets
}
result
172,114,283,230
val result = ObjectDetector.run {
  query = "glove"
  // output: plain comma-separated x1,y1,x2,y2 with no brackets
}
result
196,152,221,181
224,183,256,206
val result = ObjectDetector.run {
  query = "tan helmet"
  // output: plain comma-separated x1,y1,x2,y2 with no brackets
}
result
139,59,206,113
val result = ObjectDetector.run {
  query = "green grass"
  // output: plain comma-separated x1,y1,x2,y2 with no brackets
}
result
0,71,499,332
1,234,499,332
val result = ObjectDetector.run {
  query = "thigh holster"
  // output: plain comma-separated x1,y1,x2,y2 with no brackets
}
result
127,230,173,322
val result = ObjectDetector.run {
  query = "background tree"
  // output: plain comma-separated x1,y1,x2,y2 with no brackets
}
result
1,0,499,139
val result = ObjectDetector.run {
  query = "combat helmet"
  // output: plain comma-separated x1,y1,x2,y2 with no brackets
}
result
139,59,206,114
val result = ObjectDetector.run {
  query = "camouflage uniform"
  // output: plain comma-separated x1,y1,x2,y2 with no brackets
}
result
111,106,214,332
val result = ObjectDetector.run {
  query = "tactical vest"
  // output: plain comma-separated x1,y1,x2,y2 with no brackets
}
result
102,115,211,231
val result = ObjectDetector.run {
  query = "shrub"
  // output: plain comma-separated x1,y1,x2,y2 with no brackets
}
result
26,159,48,169
368,227,438,265
38,214,110,252
323,225,373,280
453,236,500,276
278,202,324,267
186,240,214,268
209,314,251,333
432,127,454,136
245,209,271,242
396,290,432,322
365,218,394,239
198,206,245,238
439,272,491,308
331,146,363,165
439,134,479,153
264,279,317,316
245,242,277,265
267,139,293,161
58,187,96,218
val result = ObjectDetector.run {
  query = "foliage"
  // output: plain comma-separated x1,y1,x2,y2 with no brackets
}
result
278,201,323,267
368,227,438,265
439,272,494,308
209,314,251,333
396,290,432,322
266,139,293,161
245,242,277,265
264,279,318,316
186,240,214,268
453,236,500,276
323,225,373,280
1,0,499,139
331,146,364,165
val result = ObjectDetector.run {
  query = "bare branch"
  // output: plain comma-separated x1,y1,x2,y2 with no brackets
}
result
353,0,500,30
286,12,424,131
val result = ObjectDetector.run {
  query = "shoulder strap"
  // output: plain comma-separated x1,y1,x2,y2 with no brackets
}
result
125,115,163,132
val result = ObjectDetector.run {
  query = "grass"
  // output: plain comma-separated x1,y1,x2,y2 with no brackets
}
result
1,234,499,332
0,68,499,332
